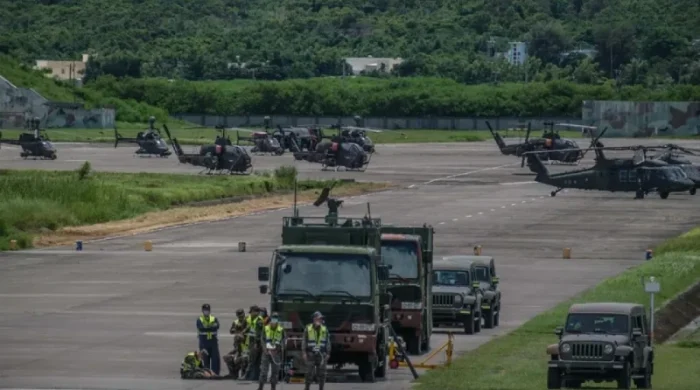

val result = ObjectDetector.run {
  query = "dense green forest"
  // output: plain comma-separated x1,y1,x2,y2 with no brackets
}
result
2,0,699,85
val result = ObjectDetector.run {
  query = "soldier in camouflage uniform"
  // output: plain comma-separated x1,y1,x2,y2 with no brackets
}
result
180,350,217,379
223,309,249,378
244,306,265,380
302,311,331,390
258,312,285,390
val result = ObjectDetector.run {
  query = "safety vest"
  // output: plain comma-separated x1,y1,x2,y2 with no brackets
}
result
182,352,202,371
199,315,217,340
264,324,284,345
306,324,328,352
245,315,263,336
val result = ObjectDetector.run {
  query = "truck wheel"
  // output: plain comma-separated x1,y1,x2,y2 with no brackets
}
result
617,361,631,389
408,333,423,355
484,309,495,329
375,350,387,378
547,367,561,389
464,313,475,335
358,360,376,382
494,305,500,327
474,313,482,333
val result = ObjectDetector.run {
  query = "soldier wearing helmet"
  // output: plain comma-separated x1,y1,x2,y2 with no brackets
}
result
180,349,218,379
244,305,265,380
223,308,248,378
196,303,221,375
302,311,331,390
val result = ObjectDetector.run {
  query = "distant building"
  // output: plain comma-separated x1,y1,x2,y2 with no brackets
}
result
34,53,89,82
344,57,403,75
504,42,527,65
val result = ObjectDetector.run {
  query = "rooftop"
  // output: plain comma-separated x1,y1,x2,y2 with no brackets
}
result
568,302,642,315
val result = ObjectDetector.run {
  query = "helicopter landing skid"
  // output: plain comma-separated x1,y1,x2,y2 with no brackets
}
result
550,188,563,197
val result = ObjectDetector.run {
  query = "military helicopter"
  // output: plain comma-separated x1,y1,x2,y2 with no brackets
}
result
327,116,382,153
232,126,285,156
523,144,696,199
113,116,171,157
0,117,57,160
163,124,253,175
487,121,587,164
293,134,371,171
260,116,317,152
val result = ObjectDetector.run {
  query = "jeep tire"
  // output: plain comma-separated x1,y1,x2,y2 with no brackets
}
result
484,308,496,329
464,313,475,335
475,312,482,333
547,367,561,389
617,361,632,389
634,364,652,389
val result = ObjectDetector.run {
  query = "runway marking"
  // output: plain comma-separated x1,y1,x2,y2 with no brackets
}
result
424,162,518,185
452,218,458,221
439,222,445,225
500,181,537,185
511,203,516,206
65,159,87,162
0,293,119,298
466,215,472,218
521,200,527,203
501,206,506,208
408,184,416,188
478,212,483,215
490,209,495,212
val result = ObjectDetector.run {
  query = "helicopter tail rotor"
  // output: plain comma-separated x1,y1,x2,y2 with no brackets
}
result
113,126,121,148
524,122,531,144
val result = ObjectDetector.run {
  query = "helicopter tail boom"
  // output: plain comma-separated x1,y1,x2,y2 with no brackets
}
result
485,121,509,154
523,152,550,180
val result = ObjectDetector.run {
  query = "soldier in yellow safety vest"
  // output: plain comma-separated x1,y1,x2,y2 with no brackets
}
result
180,350,217,379
257,312,285,390
302,311,331,390
244,305,265,380
223,309,249,378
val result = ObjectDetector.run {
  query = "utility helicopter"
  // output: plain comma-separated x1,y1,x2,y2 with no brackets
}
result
487,121,588,164
163,124,252,175
523,142,696,199
261,116,319,152
0,117,57,160
113,116,172,157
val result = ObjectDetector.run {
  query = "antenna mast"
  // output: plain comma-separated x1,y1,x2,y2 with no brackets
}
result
293,177,298,217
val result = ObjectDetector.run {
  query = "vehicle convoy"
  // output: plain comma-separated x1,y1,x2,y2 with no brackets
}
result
257,190,391,382
470,256,502,329
547,303,654,389
431,257,484,334
380,226,434,355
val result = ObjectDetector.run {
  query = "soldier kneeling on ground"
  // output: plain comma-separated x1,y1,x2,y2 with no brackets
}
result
223,334,250,379
180,349,219,379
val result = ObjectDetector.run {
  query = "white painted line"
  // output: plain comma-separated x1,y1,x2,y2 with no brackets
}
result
521,200,526,203
408,184,415,188
531,198,536,201
439,222,446,225
424,163,518,185
501,206,506,208
490,209,495,212
500,181,537,185
466,215,472,218
452,218,458,221
511,203,516,206
0,293,119,298
478,212,483,215
65,159,87,162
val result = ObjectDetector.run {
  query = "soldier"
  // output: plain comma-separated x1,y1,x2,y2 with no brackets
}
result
223,309,248,378
196,303,221,375
223,333,250,379
302,311,331,390
244,305,265,380
180,349,217,379
258,312,285,390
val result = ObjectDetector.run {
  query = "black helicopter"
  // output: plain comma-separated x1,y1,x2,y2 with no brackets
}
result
524,143,696,199
261,116,317,152
293,135,371,171
487,121,586,164
233,127,285,155
328,116,382,153
0,117,57,160
163,124,253,175
113,116,171,157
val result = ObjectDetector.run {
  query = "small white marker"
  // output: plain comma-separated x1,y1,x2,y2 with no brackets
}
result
521,200,526,203
439,222,445,225
452,218,458,221
501,206,506,208
466,215,472,218
408,184,416,188
511,203,516,206
478,212,483,215
490,209,495,212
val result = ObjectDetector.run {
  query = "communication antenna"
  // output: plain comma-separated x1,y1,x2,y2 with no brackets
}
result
293,177,299,217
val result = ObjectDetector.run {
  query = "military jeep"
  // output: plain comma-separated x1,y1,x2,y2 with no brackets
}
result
466,256,501,329
431,257,483,334
547,303,654,389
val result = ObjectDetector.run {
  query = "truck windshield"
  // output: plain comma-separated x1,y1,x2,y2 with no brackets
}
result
474,267,489,282
433,270,469,286
275,253,372,299
381,240,419,279
565,314,629,335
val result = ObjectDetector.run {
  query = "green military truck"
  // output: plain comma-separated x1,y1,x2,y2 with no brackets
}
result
547,303,654,389
380,225,434,355
257,213,391,382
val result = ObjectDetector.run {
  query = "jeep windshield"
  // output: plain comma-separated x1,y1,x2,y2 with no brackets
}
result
432,270,469,286
474,266,490,282
565,314,629,335
381,240,419,279
274,252,372,300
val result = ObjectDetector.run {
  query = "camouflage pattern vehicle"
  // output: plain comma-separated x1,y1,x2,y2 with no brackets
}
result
547,303,654,389
257,213,391,383
470,256,501,329
380,226,434,355
431,257,484,334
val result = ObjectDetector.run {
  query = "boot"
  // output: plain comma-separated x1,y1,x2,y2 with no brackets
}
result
318,383,325,390
257,384,264,390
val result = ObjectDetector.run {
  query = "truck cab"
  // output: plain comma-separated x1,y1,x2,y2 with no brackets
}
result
380,229,433,355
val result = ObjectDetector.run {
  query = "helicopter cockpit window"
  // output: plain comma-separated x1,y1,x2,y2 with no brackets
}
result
565,140,579,148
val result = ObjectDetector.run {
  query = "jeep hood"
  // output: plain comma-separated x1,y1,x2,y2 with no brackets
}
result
561,334,630,345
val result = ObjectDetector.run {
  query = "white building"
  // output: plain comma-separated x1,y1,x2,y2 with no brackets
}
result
344,57,403,75
504,42,527,65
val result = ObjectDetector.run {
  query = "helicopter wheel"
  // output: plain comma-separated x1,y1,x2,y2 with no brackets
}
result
550,191,557,197
690,188,697,195
659,192,669,200
635,190,645,199
50,153,57,160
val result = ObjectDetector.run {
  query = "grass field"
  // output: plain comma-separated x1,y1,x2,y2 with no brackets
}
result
416,229,700,390
0,164,372,251
1,125,587,145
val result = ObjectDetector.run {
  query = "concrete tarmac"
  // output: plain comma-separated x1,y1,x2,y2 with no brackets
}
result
1,139,700,390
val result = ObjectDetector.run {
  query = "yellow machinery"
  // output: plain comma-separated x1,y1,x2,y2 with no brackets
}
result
388,332,453,371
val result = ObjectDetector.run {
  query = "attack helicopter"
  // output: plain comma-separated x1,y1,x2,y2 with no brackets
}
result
293,134,371,172
113,116,171,157
233,126,285,156
328,116,382,153
487,121,587,164
0,117,57,160
261,116,318,152
523,143,696,199
163,124,253,175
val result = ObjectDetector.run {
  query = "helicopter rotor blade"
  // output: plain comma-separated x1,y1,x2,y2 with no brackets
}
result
525,122,531,144
581,126,608,159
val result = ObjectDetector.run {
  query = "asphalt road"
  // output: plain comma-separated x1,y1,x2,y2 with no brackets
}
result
1,139,700,390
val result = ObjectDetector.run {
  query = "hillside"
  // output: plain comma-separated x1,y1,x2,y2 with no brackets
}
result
2,0,699,84
0,54,167,123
